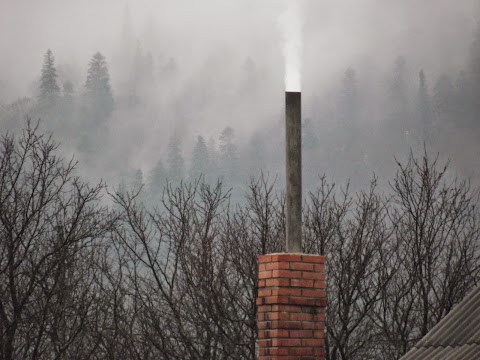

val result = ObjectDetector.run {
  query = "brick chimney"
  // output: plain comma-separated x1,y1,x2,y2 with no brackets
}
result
257,253,326,359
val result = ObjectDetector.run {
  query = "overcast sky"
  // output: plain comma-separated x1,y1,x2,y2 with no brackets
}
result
1,0,479,176
1,0,478,100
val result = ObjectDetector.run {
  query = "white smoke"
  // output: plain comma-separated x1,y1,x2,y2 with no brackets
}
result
279,1,302,92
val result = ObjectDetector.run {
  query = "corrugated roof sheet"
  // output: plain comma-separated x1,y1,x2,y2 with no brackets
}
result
400,286,480,360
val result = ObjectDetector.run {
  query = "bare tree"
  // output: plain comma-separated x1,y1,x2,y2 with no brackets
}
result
374,150,480,359
305,178,396,360
0,121,111,360
3,124,478,360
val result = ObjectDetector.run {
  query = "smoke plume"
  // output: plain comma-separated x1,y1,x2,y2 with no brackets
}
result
279,1,302,92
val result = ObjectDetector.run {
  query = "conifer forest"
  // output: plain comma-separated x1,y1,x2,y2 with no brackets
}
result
1,1,480,359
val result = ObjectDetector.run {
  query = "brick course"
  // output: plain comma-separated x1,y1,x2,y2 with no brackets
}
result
257,253,326,360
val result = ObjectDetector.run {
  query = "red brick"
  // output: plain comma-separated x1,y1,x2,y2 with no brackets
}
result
302,338,325,347
272,269,302,278
271,253,303,262
301,322,317,330
313,321,325,330
303,272,326,280
267,329,289,338
290,262,315,271
258,255,272,263
257,339,271,348
257,321,270,330
272,338,302,347
271,288,302,297
266,312,290,321
314,347,327,356
259,270,273,279
266,278,290,287
266,261,291,270
302,255,325,264
264,296,290,305
314,264,326,274
258,288,272,297
272,305,302,313
314,264,326,272
288,347,314,356
289,312,315,321
302,289,326,298
269,320,303,329
289,297,319,306
257,305,272,313
257,253,326,360
266,347,289,356
289,330,313,338
290,279,314,288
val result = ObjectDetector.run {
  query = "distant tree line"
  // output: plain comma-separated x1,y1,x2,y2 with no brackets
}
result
7,17,480,196
2,6,480,360
0,123,478,360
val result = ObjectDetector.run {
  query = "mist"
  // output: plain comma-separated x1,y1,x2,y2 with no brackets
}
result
3,3,480,358
1,0,480,193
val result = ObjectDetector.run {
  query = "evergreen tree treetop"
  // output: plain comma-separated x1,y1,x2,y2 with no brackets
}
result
84,52,114,121
417,69,434,142
38,49,60,105
85,53,112,96
190,135,209,181
63,80,74,96
167,131,185,184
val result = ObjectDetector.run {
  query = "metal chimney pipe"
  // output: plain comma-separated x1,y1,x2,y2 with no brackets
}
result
285,91,302,253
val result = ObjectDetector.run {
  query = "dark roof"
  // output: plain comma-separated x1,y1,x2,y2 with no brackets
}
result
400,286,480,360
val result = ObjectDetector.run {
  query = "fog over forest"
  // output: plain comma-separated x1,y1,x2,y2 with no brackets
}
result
1,0,480,196
3,2,480,360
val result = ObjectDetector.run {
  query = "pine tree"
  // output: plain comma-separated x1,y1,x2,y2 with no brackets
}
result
455,70,472,127
58,80,75,127
167,131,185,185
390,57,409,112
38,49,60,105
62,80,74,109
219,126,239,184
63,80,74,99
433,74,454,127
148,159,167,205
246,130,266,177
85,52,114,123
417,70,434,143
387,56,411,150
189,135,209,181
207,137,219,182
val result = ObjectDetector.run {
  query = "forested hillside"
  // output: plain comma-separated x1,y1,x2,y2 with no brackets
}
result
1,1,480,359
